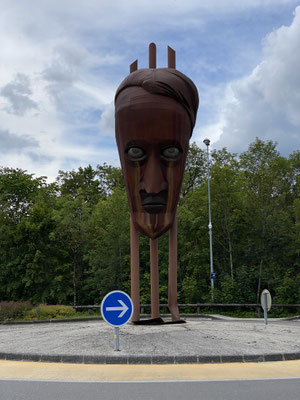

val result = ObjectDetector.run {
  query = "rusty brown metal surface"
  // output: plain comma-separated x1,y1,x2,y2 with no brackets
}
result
115,64,198,239
149,42,156,68
115,68,198,130
115,43,198,322
168,46,176,68
168,212,180,321
130,60,138,73
130,215,140,322
116,93,191,239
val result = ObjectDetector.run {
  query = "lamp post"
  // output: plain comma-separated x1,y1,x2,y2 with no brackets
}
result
203,138,214,301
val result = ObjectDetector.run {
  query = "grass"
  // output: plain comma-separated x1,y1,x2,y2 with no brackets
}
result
1,302,299,322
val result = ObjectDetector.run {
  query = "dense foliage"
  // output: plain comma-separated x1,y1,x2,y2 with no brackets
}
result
0,139,299,306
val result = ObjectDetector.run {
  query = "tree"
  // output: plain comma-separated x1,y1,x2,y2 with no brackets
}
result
181,142,206,198
96,163,125,196
84,187,130,303
239,138,296,302
54,165,111,305
177,185,211,303
57,165,104,205
0,168,63,303
209,148,241,282
0,167,47,222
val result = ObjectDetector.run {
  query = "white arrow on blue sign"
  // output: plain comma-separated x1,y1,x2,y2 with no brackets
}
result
101,290,133,327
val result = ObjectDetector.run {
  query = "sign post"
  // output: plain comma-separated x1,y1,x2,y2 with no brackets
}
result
114,327,120,351
101,290,133,351
260,289,272,325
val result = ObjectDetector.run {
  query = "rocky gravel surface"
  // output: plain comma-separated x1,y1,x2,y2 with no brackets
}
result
1,317,299,358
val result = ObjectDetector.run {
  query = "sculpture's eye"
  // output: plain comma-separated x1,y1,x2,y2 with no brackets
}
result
126,146,146,161
161,146,181,162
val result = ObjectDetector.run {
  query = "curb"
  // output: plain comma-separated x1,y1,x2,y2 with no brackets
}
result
0,315,221,325
1,352,300,365
0,317,98,325
1,314,299,325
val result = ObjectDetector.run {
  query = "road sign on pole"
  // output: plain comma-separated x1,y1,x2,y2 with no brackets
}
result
260,289,272,325
260,289,272,311
101,290,133,327
101,290,133,351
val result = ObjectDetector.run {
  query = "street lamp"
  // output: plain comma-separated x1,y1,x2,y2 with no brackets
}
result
203,138,214,301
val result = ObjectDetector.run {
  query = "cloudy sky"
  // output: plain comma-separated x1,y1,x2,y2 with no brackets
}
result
0,0,299,181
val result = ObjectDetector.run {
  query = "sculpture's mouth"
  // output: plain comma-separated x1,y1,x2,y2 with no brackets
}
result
140,190,167,214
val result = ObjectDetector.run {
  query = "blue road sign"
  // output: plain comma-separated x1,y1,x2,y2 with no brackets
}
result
211,272,217,279
101,290,133,327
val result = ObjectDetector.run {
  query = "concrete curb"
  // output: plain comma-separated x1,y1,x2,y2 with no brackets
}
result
1,313,299,325
1,352,300,365
0,317,98,325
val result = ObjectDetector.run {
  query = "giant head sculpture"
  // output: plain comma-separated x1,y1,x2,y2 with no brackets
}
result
115,44,198,239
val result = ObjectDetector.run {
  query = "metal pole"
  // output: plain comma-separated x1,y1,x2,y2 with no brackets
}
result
114,327,120,351
130,215,140,322
263,293,268,325
203,139,214,301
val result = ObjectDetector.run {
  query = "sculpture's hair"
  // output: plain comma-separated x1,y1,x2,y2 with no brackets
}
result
115,68,199,129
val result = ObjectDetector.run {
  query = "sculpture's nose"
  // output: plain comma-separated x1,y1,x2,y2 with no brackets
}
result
141,153,167,194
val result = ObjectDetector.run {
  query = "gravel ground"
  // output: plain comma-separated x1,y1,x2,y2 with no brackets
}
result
0,317,299,357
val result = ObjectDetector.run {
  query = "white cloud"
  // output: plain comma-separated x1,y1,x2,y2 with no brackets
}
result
0,3,120,180
0,0,299,181
0,74,38,116
99,102,115,137
202,6,300,155
0,129,38,152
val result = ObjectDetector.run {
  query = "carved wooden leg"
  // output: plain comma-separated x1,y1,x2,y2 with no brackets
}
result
168,211,180,321
130,215,140,322
150,238,160,319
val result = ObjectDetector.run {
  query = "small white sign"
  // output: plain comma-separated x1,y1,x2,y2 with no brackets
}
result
260,289,272,311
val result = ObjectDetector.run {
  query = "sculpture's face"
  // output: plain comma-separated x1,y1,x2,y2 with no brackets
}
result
115,89,191,239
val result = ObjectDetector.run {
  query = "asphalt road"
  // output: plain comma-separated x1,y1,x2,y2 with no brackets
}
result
2,378,300,400
1,316,299,399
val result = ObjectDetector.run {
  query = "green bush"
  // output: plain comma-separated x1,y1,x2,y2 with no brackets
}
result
274,272,300,304
24,304,76,320
0,301,33,321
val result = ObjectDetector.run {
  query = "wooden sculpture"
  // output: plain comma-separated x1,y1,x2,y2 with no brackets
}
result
115,43,198,323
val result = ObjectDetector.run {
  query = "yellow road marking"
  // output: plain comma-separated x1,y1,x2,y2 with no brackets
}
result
0,360,299,382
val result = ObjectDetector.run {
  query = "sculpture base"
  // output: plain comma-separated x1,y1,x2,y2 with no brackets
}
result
132,318,186,325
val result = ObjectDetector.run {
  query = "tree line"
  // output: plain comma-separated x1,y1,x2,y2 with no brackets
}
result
0,138,299,307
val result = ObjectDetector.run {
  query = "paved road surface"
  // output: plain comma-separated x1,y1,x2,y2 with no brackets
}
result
2,378,300,400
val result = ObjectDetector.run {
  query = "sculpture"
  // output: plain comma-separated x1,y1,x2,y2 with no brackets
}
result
115,43,198,323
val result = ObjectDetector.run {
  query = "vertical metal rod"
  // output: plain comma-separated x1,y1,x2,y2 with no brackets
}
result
114,327,120,351
263,293,268,325
130,215,140,322
204,139,214,301
149,43,157,68
168,212,180,321
130,60,138,73
168,46,176,68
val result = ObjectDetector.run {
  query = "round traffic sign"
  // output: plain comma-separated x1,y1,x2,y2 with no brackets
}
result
260,289,272,311
101,290,133,327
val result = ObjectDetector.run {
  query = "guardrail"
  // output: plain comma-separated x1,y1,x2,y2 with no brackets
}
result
73,303,300,317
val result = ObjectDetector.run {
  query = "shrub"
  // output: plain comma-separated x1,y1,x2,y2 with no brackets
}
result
24,304,76,320
0,301,33,321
